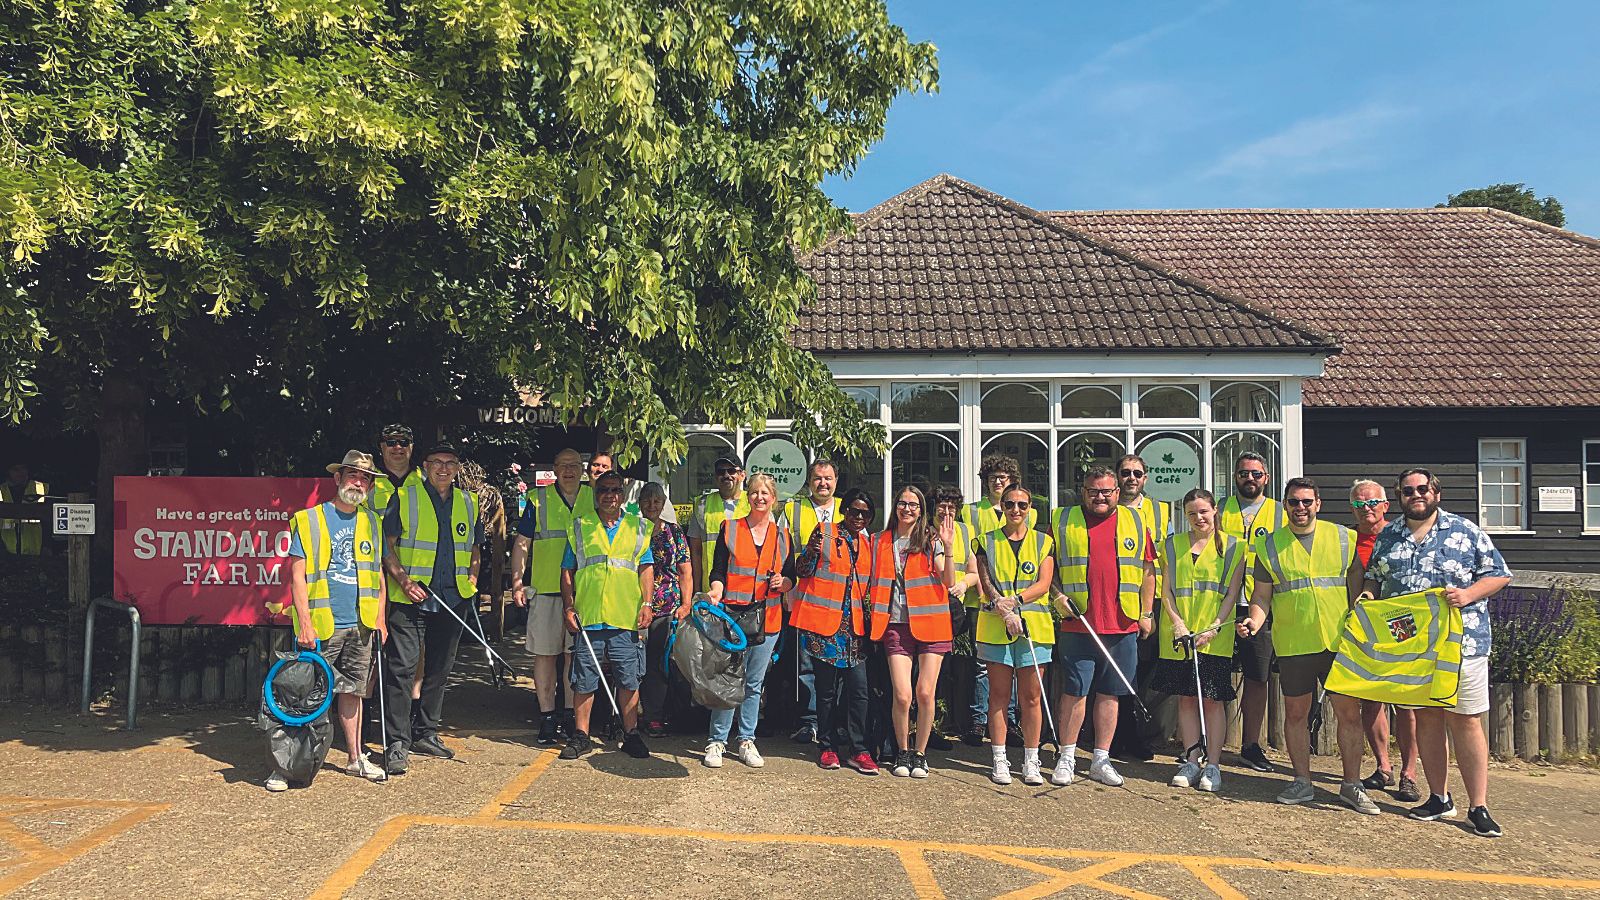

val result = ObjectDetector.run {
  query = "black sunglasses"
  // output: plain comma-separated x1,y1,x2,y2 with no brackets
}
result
1119,468,1145,478
383,439,411,448
1001,500,1030,511
1400,485,1434,498
1285,497,1317,507
1235,470,1267,479
843,507,872,518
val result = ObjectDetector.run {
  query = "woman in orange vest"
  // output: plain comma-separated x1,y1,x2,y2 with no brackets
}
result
789,488,878,774
868,485,961,779
702,473,793,770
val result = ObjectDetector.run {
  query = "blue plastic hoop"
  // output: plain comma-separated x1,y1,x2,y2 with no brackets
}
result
691,600,749,652
262,639,336,726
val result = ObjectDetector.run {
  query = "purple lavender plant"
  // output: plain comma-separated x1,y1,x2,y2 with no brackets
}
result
1488,589,1575,684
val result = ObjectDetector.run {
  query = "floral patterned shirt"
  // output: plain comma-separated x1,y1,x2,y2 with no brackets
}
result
1364,509,1512,659
648,520,691,617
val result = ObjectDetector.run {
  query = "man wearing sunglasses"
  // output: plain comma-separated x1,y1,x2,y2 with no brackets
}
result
1237,477,1371,812
1349,480,1420,804
1219,451,1286,774
1362,468,1511,837
368,423,423,515
1110,453,1172,762
689,456,749,594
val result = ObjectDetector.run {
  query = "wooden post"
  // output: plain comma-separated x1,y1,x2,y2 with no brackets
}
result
1223,694,1241,750
488,529,507,640
1314,693,1338,756
64,492,93,708
1489,684,1514,759
1267,674,1286,751
0,625,17,700
1563,684,1589,758
156,628,179,702
20,626,43,699
1540,685,1564,762
1589,684,1600,756
1514,683,1539,762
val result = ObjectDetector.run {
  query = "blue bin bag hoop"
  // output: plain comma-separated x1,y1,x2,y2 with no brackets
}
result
263,639,336,726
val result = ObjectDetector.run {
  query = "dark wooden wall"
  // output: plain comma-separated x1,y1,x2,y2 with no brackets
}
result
1303,407,1600,573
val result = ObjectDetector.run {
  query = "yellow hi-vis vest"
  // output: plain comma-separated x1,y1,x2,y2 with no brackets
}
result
975,528,1055,646
389,484,479,604
524,483,596,595
367,467,422,515
289,503,384,640
962,497,1037,535
693,490,748,592
1127,494,1171,599
1325,589,1463,706
948,520,980,609
781,496,842,553
0,479,47,555
568,513,653,630
1254,521,1356,657
1157,531,1245,661
1053,505,1148,622
1219,495,1286,603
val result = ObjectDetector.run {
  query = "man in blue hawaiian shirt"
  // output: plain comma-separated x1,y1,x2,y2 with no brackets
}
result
1363,468,1512,838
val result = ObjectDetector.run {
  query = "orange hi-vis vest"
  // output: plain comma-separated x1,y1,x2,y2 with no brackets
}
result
719,516,790,635
867,530,951,642
790,523,872,638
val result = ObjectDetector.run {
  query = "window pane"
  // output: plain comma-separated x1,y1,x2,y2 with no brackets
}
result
890,431,960,498
841,385,883,421
1585,485,1600,529
980,382,1049,423
1060,385,1124,420
837,450,886,532
981,432,1051,515
1210,431,1281,499
891,382,959,424
1483,506,1505,528
1211,381,1281,424
1138,383,1200,420
1056,431,1127,508
671,433,738,503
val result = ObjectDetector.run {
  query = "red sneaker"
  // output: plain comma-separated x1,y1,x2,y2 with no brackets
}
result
818,749,841,770
847,751,879,775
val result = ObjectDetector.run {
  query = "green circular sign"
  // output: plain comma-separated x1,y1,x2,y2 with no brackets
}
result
1142,437,1201,502
745,437,807,497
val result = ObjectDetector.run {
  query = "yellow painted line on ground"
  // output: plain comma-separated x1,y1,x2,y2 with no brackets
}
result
0,820,63,864
897,848,946,900
0,798,168,896
309,815,419,900
1185,863,1247,900
976,851,1140,900
474,749,559,819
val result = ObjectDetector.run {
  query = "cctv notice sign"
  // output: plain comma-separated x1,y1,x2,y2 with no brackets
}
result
113,477,336,626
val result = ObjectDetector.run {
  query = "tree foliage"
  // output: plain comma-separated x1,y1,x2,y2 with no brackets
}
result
1440,183,1565,227
1,0,935,469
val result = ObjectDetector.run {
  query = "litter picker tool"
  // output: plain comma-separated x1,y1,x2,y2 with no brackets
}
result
1019,619,1060,756
421,586,521,680
1174,624,1222,768
1056,591,1150,722
573,609,623,718
372,633,389,783
467,594,508,689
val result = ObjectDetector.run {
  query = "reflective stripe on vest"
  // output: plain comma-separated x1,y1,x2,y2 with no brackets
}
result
1256,521,1355,656
290,502,383,640
389,485,479,603
1325,589,1464,706
975,528,1055,646
1053,505,1147,622
1156,532,1244,660
0,480,46,556
949,521,981,609
720,517,790,634
867,530,952,643
367,468,421,516
790,523,871,637
524,483,595,595
569,513,652,630
1219,495,1286,602
695,490,749,592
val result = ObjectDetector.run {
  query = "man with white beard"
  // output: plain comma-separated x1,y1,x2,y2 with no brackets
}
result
271,450,389,792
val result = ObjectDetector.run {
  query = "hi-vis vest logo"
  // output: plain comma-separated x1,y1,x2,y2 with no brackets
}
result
456,521,468,537
1254,526,1269,538
359,540,373,556
1123,536,1136,551
1387,612,1419,642
1020,561,1037,575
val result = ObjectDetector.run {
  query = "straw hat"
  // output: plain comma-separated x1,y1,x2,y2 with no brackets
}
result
325,450,383,477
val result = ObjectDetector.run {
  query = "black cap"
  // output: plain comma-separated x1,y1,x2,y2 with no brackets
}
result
380,423,413,440
422,442,459,460
713,455,743,470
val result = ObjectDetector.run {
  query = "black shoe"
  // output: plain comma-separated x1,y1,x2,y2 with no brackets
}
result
1111,743,1154,763
1408,793,1457,821
383,742,409,776
560,730,592,760
620,730,651,759
1361,769,1394,791
1394,775,1421,804
1005,726,1022,748
411,734,455,759
790,724,817,744
1240,743,1273,773
1468,805,1502,837
961,724,987,747
536,714,560,746
927,731,953,751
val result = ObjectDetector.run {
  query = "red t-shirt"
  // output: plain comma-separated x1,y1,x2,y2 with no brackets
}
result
1355,530,1377,567
1061,510,1155,636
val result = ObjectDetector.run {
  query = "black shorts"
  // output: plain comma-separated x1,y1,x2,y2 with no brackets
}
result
1277,651,1336,698
1232,618,1273,683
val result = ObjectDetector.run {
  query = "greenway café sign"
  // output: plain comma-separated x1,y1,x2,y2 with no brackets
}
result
1141,437,1201,502
745,437,807,497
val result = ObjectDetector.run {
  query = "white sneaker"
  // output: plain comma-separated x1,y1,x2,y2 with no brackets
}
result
734,739,765,769
702,741,725,768
1170,761,1200,789
1087,758,1125,787
990,758,1013,785
1021,758,1044,786
1197,765,1222,792
344,755,385,780
264,770,289,793
1050,756,1075,786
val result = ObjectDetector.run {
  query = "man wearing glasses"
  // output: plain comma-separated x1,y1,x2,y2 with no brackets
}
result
780,459,843,744
1363,469,1511,837
1349,479,1420,804
689,456,749,594
368,423,423,515
1110,453,1172,762
511,448,595,745
1237,477,1370,812
380,443,482,774
1219,451,1286,774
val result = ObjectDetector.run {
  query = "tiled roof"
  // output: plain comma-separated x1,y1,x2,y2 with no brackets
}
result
794,175,1336,355
1053,208,1600,408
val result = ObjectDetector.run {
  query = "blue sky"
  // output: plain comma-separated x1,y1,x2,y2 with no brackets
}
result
825,1,1600,233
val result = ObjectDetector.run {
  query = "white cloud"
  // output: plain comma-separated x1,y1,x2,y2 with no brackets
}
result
1202,100,1411,179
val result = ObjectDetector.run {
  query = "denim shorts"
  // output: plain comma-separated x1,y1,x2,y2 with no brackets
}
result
976,638,1051,669
569,627,644,693
1058,631,1138,697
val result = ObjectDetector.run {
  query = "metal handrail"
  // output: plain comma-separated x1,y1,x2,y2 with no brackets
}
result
80,597,141,729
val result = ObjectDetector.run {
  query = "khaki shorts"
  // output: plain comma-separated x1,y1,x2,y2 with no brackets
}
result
524,594,574,657
322,625,375,697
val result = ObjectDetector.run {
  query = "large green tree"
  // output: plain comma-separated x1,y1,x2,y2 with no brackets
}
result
1440,183,1565,227
1,0,933,521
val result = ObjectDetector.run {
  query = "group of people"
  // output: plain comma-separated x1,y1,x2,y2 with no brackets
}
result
276,428,1512,839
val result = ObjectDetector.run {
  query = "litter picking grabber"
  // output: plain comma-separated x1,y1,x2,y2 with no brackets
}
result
421,586,521,679
1174,625,1222,768
467,595,508,689
373,633,389,783
1019,620,1060,756
1055,592,1150,722
574,611,623,719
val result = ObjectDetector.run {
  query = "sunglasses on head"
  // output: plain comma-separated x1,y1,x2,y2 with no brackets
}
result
383,439,411,448
1350,498,1386,510
1235,470,1267,480
1119,468,1145,478
1001,500,1030,511
1285,497,1317,508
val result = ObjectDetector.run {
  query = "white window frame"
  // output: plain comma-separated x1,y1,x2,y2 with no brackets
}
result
1584,439,1600,534
1477,438,1530,533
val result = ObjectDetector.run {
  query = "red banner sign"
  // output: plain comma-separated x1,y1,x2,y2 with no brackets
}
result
113,476,337,626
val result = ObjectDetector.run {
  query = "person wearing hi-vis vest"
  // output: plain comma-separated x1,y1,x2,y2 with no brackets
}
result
778,458,841,745
689,455,749,593
868,485,962,780
1348,478,1420,805
270,450,389,792
379,443,482,776
1111,452,1174,764
930,484,980,743
0,462,48,556
1237,477,1373,813
368,424,423,515
1219,450,1287,775
1049,464,1157,789
961,454,1031,749
1362,467,1512,838
559,471,655,762
510,448,594,746
972,484,1057,787
1152,488,1245,794
694,473,794,769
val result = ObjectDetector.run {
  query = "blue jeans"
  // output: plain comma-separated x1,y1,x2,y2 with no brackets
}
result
796,631,817,729
709,637,777,744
